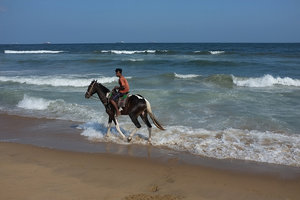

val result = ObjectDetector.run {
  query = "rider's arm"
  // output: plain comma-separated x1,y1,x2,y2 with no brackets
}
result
114,79,125,90
118,78,126,90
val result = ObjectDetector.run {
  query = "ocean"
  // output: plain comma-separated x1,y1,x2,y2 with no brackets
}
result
1,43,300,167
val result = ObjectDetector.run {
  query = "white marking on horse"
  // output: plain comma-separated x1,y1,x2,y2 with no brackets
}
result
115,118,126,139
106,123,112,137
135,95,144,100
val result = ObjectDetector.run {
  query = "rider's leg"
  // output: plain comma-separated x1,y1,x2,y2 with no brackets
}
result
110,99,120,116
110,92,121,117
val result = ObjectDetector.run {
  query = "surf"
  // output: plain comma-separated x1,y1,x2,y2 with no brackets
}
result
232,74,300,87
0,75,122,87
79,122,300,167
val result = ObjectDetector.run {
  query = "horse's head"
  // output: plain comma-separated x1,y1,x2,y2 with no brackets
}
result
85,80,110,106
85,80,97,99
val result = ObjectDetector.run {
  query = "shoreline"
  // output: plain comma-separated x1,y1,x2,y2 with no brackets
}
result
1,113,300,176
1,113,300,199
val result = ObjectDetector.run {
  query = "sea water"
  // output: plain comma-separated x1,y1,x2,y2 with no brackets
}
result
1,43,300,167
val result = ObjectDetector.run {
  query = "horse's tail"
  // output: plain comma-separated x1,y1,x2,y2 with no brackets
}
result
145,99,165,131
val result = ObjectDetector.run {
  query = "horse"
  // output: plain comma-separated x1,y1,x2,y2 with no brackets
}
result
85,80,165,143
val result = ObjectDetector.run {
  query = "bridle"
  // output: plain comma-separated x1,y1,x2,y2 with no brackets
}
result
86,80,97,98
86,80,109,105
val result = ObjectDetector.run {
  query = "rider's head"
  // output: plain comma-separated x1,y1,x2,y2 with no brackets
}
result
115,68,122,77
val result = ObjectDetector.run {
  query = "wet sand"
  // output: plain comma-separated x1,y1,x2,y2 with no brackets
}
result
1,114,300,200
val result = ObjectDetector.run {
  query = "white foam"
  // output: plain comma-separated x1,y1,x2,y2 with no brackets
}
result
17,95,54,110
209,51,225,55
174,73,200,79
157,127,300,166
0,75,120,87
79,122,132,144
79,121,300,167
79,122,106,140
16,95,104,122
233,74,300,87
4,50,64,54
101,50,156,54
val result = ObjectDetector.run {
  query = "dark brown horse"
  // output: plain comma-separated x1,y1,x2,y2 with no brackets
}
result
85,80,165,142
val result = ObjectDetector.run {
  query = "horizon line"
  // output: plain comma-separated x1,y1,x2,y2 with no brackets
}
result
1,41,300,45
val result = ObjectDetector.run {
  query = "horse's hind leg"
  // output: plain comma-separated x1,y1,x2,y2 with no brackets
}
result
140,112,152,143
127,113,141,142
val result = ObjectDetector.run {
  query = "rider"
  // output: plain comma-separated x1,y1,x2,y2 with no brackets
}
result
110,68,130,117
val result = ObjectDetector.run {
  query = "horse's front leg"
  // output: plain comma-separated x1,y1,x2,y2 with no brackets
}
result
106,117,113,137
113,117,126,139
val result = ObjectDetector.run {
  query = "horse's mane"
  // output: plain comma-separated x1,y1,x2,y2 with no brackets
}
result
97,82,110,94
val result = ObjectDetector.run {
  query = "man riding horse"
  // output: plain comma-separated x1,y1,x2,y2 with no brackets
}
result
85,68,165,142
110,68,129,117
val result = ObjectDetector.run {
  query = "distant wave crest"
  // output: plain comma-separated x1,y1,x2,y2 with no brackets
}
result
98,49,177,55
232,74,300,87
100,50,156,54
174,73,200,79
193,50,225,55
4,50,64,54
96,49,226,55
0,75,123,87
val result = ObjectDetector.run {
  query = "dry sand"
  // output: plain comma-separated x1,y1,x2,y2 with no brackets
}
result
1,114,300,200
1,142,300,200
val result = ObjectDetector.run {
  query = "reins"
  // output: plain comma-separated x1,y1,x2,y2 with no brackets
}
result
87,81,109,105
89,95,101,101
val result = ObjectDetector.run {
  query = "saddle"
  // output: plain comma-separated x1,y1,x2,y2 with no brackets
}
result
118,93,129,108
108,91,129,108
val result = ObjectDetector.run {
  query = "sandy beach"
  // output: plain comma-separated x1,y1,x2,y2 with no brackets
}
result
1,114,300,200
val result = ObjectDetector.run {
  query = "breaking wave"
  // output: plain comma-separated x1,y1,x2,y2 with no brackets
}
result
174,73,200,79
17,95,54,110
98,49,176,55
16,95,103,122
100,50,156,54
192,74,300,88
79,123,300,167
0,75,123,87
99,49,226,55
233,74,300,87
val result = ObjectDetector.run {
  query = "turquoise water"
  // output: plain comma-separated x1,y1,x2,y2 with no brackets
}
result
1,43,300,166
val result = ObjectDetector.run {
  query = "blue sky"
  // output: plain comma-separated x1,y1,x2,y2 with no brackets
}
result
0,0,299,44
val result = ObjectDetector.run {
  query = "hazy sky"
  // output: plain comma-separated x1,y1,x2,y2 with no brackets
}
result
0,0,299,44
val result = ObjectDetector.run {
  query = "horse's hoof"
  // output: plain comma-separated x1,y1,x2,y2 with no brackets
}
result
148,139,152,145
127,137,132,142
